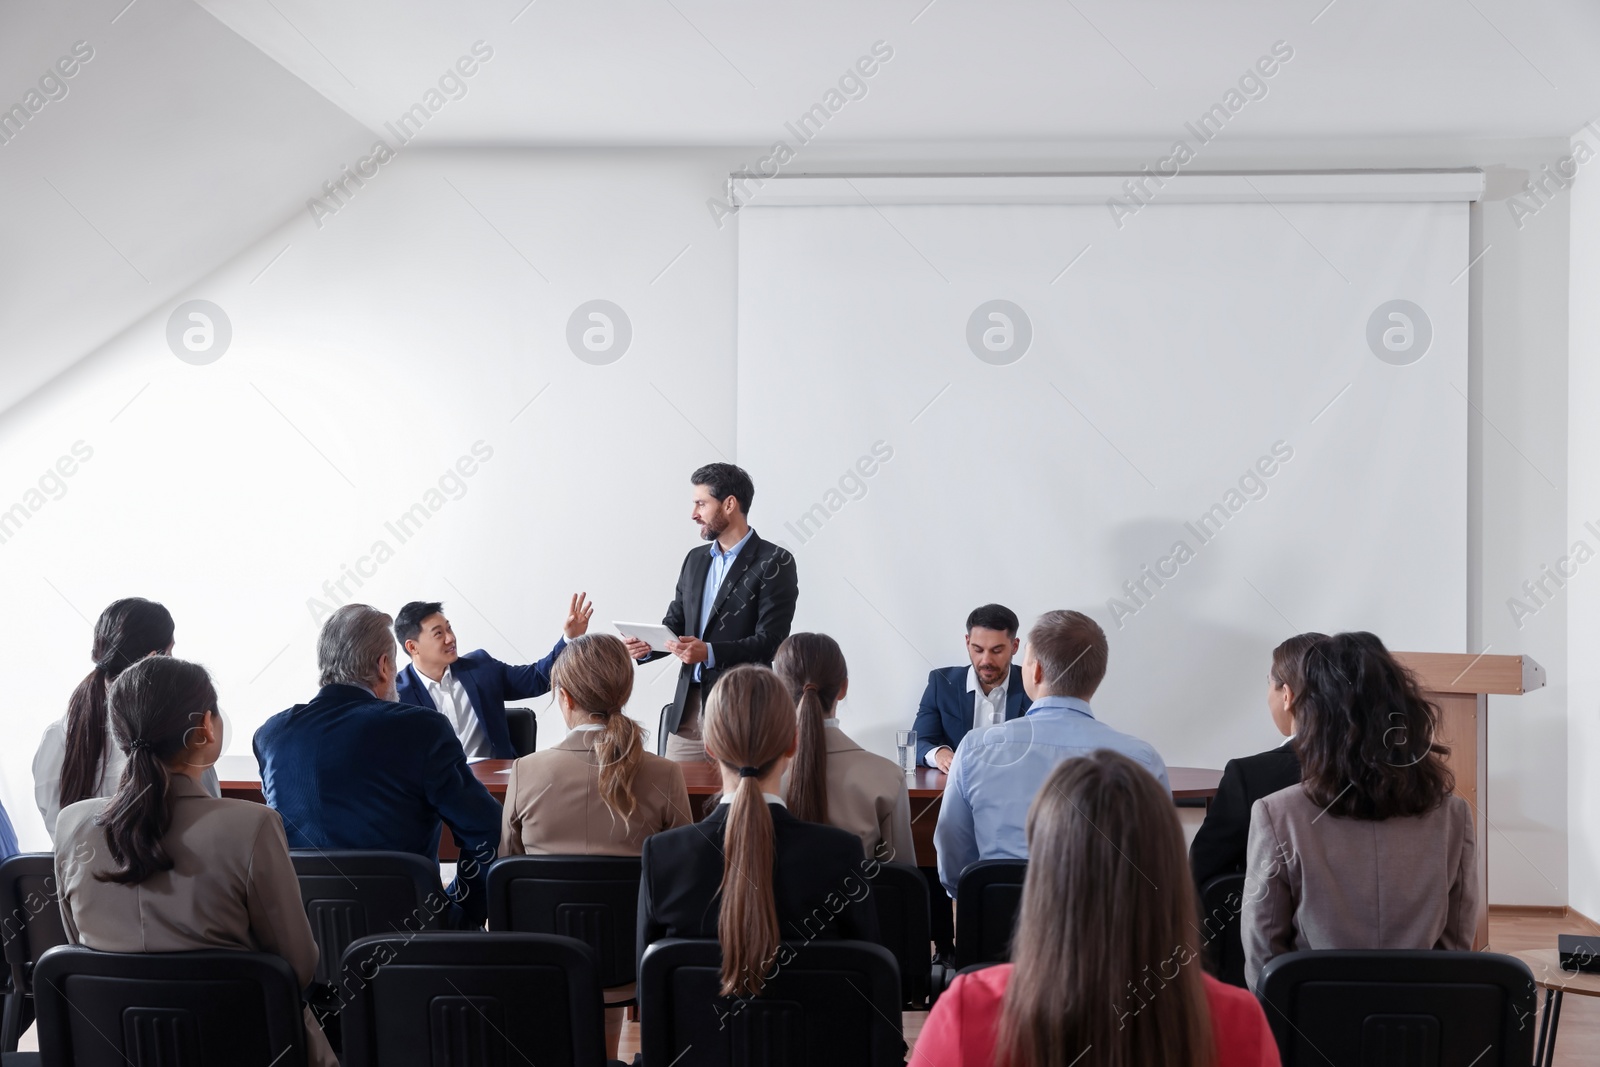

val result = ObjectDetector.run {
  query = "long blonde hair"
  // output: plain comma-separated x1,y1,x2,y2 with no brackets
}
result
702,664,796,997
551,634,645,823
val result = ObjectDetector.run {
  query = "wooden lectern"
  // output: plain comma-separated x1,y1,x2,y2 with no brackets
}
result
1392,651,1546,949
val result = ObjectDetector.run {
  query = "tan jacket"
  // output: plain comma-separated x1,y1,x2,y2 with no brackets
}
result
1242,784,1479,988
500,727,693,855
54,773,338,1067
822,722,916,865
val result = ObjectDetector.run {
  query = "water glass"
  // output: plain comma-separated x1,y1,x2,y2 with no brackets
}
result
896,730,917,774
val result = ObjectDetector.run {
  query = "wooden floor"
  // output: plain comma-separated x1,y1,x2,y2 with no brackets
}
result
14,910,1594,1062
614,908,1600,1064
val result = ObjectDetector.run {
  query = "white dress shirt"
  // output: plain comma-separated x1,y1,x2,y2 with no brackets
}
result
924,666,1012,768
426,666,492,760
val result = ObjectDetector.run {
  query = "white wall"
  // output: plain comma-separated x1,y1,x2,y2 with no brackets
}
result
0,138,1576,909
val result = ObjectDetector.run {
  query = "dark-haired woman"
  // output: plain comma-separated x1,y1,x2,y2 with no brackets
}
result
1190,632,1326,889
637,664,879,997
774,633,914,864
916,749,1279,1067
33,598,219,840
500,633,692,1057
53,656,337,1067
1242,631,1478,987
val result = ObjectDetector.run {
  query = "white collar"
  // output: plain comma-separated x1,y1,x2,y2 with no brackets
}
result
718,793,786,807
569,723,605,734
823,717,841,728
967,664,1009,699
425,665,454,689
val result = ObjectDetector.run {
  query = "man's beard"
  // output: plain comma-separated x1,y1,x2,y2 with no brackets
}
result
699,515,727,541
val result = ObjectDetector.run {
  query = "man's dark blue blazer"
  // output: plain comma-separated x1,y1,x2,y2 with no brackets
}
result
253,683,503,927
912,663,1031,765
393,642,565,759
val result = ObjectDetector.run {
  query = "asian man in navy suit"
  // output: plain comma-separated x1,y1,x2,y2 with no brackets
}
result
912,603,1033,775
392,594,594,760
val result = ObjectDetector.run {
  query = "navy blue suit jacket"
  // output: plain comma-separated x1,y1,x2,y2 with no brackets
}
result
912,664,1031,765
253,683,503,927
394,642,565,759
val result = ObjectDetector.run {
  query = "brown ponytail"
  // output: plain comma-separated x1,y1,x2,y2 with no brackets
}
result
96,657,217,885
772,633,848,825
551,634,645,823
702,664,797,997
60,598,175,813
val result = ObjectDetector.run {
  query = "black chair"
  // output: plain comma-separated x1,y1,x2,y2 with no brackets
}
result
657,702,672,756
1257,949,1537,1067
865,861,933,1008
505,706,538,756
487,855,641,991
1197,872,1247,987
0,855,68,1053
953,859,1026,969
290,850,444,1049
32,945,307,1067
340,932,610,1067
640,938,903,1067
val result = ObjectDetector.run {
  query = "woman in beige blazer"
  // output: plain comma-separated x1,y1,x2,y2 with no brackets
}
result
53,656,337,1067
1242,631,1479,988
498,632,691,1058
775,632,916,865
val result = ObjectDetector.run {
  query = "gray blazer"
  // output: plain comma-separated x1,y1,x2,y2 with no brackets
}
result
55,773,337,1067
1242,784,1479,988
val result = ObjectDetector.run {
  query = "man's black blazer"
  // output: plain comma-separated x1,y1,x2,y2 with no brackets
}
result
637,802,881,977
645,529,799,737
1188,741,1301,889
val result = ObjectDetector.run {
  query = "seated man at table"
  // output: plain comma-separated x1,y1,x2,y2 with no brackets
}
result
933,609,1169,898
254,604,502,928
912,603,1032,775
393,594,593,759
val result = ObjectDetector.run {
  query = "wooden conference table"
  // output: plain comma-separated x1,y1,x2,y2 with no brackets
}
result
218,756,1222,868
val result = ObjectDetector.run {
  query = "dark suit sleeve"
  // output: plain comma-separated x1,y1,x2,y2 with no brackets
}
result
419,718,502,927
706,547,798,668
912,672,952,765
637,836,666,978
1189,758,1251,888
493,639,566,701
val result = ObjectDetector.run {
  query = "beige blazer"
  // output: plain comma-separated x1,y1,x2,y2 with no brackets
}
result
54,773,338,1067
500,727,693,855
1242,784,1479,988
821,722,916,865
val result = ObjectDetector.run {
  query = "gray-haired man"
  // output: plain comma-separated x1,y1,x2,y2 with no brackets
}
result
253,603,501,928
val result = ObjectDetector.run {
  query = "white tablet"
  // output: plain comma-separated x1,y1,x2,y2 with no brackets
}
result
613,621,679,653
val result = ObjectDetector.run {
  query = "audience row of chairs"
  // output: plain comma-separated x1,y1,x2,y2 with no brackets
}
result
2,849,1542,1066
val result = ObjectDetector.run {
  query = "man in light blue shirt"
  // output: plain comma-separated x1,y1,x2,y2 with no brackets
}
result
934,609,1169,897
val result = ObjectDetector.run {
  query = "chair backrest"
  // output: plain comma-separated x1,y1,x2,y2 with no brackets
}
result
641,938,903,1067
865,861,932,1007
954,859,1027,969
32,946,307,1067
486,855,642,987
339,932,606,1067
1197,872,1247,987
504,706,537,757
657,702,672,757
0,853,69,1051
290,850,444,987
1257,950,1538,1067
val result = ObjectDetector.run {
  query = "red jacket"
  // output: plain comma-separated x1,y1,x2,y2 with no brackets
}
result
913,964,1280,1067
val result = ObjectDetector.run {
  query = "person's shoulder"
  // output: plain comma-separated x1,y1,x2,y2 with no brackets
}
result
54,796,109,842
947,962,1012,1010
1202,974,1273,1048
454,650,497,670
783,809,865,855
639,751,687,782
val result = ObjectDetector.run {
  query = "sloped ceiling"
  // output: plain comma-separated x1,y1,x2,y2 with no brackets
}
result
5,0,1600,416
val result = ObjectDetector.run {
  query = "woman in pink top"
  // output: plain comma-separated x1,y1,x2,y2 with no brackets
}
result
914,750,1280,1067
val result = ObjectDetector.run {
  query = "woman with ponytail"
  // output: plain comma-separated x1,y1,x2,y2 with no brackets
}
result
33,597,219,840
774,633,914,863
500,632,693,854
53,656,337,1067
638,664,879,998
915,750,1278,1067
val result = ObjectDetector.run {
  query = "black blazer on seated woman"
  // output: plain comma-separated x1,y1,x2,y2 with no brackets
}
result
1189,741,1300,889
638,798,882,974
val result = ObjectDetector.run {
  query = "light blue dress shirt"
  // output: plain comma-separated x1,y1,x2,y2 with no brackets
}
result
933,695,1170,897
695,527,754,679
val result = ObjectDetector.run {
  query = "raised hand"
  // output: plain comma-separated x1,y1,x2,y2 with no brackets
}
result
563,592,595,639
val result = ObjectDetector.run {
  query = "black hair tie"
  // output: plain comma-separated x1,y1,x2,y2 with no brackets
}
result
128,737,150,752
738,766,761,778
